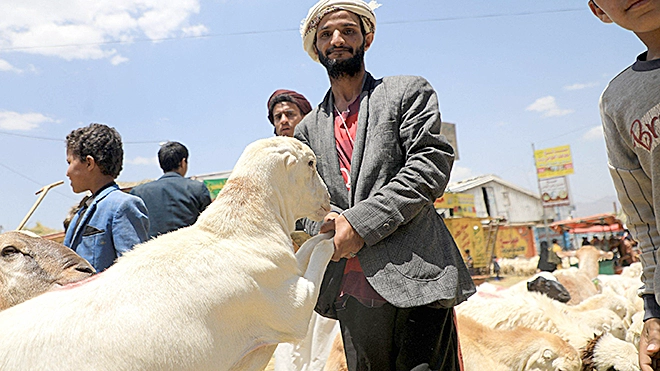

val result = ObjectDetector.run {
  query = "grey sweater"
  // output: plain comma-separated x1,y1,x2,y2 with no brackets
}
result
600,52,660,320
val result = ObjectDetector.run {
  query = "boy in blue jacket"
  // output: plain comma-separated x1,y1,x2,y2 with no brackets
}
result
63,123,149,272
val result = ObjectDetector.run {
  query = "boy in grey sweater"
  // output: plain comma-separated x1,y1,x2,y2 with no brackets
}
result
589,1,660,369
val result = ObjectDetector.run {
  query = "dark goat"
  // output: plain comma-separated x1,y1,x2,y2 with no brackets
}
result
527,276,571,303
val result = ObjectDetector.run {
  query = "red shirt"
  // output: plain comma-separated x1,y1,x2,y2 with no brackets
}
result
333,98,387,308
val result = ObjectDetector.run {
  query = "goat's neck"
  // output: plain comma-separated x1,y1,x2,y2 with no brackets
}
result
196,179,295,240
268,188,297,235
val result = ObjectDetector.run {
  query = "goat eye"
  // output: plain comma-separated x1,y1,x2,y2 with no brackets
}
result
1,246,19,257
308,160,314,167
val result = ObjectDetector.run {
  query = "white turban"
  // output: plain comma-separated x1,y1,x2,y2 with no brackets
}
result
300,0,381,63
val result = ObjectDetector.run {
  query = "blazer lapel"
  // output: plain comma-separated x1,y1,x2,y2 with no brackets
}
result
348,73,374,207
318,91,349,209
69,201,95,251
70,185,115,248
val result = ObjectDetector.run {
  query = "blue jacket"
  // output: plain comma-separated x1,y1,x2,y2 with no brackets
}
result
64,183,149,272
130,172,211,238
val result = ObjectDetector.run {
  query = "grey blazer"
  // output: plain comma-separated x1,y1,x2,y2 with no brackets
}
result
295,73,475,315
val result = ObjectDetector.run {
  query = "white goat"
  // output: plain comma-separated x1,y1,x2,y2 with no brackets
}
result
457,290,616,349
0,230,94,310
458,315,581,371
581,333,640,371
553,268,599,305
0,137,334,371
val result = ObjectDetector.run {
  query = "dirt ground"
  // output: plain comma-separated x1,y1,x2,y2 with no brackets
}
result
482,274,531,288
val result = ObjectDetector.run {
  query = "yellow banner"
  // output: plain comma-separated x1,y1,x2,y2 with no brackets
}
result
445,217,487,268
434,193,476,217
493,225,536,259
534,145,574,179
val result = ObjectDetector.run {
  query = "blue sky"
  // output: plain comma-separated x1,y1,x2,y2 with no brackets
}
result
0,0,646,232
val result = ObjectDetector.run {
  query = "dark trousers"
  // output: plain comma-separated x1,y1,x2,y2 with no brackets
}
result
335,296,460,371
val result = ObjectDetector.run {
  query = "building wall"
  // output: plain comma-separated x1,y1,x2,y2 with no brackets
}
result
461,181,543,223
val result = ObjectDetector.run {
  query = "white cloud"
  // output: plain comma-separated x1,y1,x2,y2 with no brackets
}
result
563,82,599,91
0,0,204,63
526,96,574,118
583,125,604,141
126,156,158,166
110,55,129,65
182,24,209,37
449,165,474,183
0,59,22,73
0,110,56,130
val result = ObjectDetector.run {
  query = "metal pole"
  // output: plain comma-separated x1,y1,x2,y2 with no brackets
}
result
532,143,550,252
17,180,64,230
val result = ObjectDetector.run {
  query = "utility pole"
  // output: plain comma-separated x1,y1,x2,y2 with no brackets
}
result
532,143,552,253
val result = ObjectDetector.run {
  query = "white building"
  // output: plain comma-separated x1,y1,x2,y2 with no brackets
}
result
447,174,543,224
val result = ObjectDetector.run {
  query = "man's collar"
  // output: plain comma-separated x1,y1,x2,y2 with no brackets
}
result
86,181,117,206
161,171,184,179
92,181,116,198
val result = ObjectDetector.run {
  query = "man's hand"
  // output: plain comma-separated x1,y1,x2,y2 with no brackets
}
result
640,318,660,371
319,212,340,234
318,212,365,261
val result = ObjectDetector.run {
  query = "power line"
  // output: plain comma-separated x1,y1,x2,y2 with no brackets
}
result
0,130,165,144
381,8,585,26
0,130,63,142
0,7,585,52
536,124,598,143
0,161,77,202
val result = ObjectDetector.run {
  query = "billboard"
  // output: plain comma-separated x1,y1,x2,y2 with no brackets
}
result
539,176,570,207
444,217,487,268
191,170,232,200
494,225,537,259
534,145,574,179
440,122,459,161
434,193,476,217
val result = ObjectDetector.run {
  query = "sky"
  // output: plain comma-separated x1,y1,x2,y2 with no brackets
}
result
0,0,647,233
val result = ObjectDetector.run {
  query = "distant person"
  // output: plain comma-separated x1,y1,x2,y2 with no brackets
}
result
591,235,603,250
589,1,660,369
619,233,635,268
492,255,501,280
607,234,620,253
63,123,149,272
465,249,474,275
537,241,558,273
551,239,563,268
130,141,211,239
581,236,591,246
267,89,312,137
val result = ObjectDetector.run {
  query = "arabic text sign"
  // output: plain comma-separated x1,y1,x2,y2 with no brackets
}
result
534,145,574,179
539,176,571,207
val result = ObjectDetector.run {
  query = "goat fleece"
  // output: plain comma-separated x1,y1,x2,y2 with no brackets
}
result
0,137,334,371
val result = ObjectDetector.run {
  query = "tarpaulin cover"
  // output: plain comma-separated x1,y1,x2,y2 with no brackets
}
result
549,213,623,234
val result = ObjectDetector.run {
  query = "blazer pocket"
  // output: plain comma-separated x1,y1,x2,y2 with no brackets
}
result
82,225,104,237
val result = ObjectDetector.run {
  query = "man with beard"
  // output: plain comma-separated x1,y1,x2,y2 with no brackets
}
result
294,1,475,370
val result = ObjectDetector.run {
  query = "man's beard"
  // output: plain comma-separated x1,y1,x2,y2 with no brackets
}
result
317,43,365,79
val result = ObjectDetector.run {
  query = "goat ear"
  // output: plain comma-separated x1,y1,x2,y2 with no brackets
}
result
542,349,553,360
285,153,298,168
